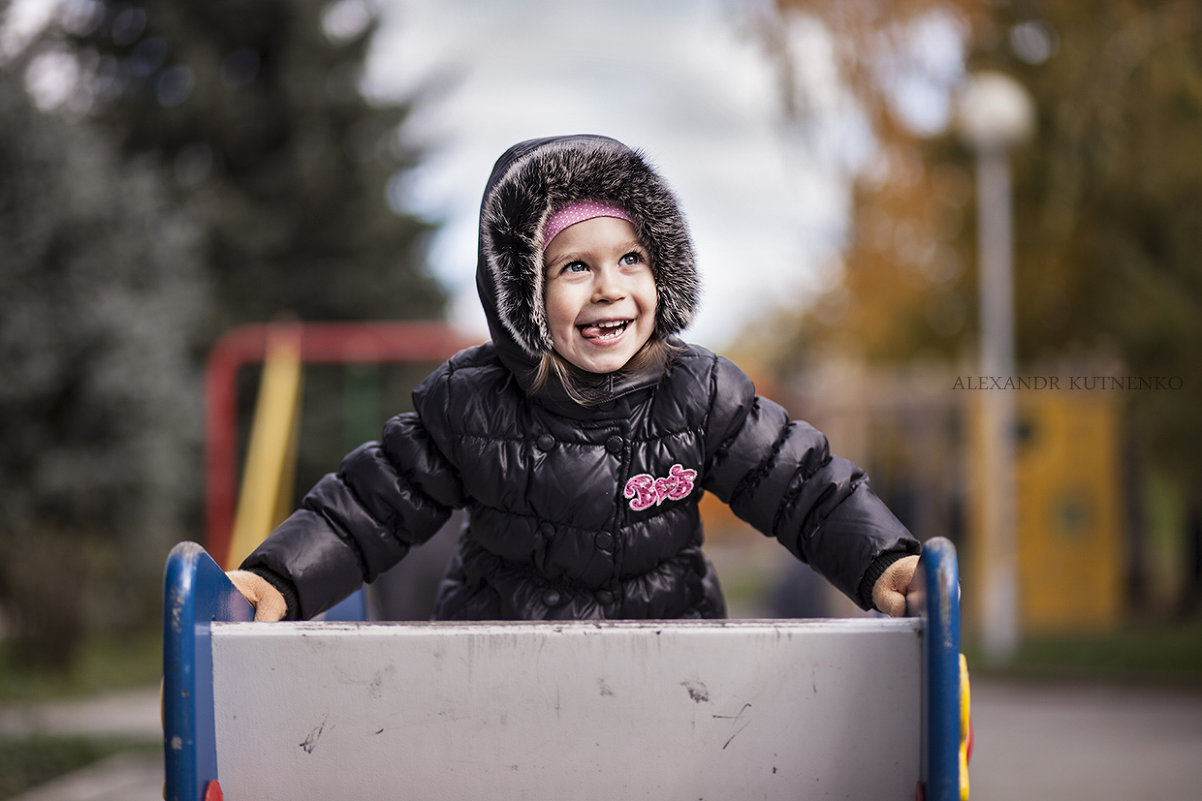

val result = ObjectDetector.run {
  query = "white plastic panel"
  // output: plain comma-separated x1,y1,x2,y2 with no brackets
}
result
212,619,921,800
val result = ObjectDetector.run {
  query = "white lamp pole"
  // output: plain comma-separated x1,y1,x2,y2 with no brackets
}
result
956,71,1035,663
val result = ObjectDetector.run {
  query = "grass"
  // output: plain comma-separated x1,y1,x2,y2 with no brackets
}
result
0,735,158,800
0,628,161,704
0,629,162,797
965,618,1202,686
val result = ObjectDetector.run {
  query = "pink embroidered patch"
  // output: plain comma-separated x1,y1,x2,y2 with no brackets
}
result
623,464,698,511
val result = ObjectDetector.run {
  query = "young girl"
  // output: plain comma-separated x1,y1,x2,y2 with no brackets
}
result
228,134,921,622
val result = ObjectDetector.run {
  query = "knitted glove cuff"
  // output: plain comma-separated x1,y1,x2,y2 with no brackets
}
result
857,550,912,612
247,567,301,621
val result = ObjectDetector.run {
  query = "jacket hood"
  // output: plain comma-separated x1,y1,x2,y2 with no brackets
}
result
475,135,699,396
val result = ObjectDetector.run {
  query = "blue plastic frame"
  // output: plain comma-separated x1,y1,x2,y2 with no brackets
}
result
162,542,253,801
162,537,963,801
914,536,963,801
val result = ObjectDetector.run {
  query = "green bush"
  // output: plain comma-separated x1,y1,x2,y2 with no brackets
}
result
0,735,157,799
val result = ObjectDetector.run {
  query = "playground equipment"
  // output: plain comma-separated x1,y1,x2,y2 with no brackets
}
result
185,322,972,798
162,537,970,801
204,321,478,620
204,321,479,568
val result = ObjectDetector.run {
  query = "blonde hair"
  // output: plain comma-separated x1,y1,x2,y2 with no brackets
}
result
531,336,682,406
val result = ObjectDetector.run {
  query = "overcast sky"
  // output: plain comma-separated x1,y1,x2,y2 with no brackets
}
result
364,0,862,349
7,0,962,350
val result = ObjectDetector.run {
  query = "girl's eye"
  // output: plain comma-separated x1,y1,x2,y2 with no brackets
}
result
563,261,589,273
620,251,644,266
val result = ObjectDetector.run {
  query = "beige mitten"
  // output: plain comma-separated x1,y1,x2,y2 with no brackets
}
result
226,570,288,622
871,555,920,617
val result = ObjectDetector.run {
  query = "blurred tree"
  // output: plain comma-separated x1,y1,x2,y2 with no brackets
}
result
0,32,206,666
57,0,451,544
759,0,1202,611
0,0,446,667
57,0,444,331
747,0,983,369
986,0,1202,613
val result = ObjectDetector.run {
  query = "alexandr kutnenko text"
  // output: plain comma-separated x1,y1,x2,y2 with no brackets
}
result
954,375,1184,391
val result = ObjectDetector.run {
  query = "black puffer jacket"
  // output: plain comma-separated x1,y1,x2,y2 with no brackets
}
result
241,135,919,620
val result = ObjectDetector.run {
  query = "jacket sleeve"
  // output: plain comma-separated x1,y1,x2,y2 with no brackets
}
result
700,355,919,609
239,407,465,620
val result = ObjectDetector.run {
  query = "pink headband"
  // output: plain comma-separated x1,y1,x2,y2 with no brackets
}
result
542,200,634,250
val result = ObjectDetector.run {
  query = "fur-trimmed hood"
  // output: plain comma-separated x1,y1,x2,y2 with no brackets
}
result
475,135,699,394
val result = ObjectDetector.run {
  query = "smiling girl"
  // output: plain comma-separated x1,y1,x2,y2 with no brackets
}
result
229,135,921,622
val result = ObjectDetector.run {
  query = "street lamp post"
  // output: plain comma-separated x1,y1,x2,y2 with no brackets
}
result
956,71,1035,663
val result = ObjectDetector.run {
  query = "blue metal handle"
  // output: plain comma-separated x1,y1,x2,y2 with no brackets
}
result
911,537,963,801
163,542,252,801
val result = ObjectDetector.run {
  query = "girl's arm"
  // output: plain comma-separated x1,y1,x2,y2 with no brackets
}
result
702,355,920,612
236,410,465,620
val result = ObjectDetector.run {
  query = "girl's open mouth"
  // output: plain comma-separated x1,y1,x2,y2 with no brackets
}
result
578,319,631,342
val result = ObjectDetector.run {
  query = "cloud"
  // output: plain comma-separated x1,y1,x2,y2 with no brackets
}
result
367,0,848,348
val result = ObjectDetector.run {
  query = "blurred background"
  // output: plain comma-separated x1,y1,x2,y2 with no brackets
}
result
1,0,1200,797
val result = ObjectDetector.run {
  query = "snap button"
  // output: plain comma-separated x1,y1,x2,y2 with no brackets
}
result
539,522,555,538
542,588,562,607
605,435,623,454
594,531,615,552
536,434,555,451
596,589,615,605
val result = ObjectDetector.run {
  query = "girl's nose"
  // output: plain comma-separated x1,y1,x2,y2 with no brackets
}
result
591,267,625,302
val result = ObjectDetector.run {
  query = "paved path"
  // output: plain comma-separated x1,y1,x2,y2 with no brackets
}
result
6,752,161,801
4,680,1202,799
1,686,161,801
0,687,161,741
969,679,1202,801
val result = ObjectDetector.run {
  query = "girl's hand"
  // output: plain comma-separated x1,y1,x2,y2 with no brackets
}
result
871,555,920,617
226,570,288,621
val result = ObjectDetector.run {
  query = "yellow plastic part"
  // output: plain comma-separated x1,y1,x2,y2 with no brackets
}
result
1015,394,1123,630
968,392,1123,633
959,652,972,800
225,326,304,569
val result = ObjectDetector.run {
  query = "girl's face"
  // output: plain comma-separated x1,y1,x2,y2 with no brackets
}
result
544,216,657,374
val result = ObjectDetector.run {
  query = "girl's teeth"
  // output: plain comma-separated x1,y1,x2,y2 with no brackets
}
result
580,320,629,339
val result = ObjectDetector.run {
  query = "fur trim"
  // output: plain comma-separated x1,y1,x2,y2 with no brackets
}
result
481,138,699,358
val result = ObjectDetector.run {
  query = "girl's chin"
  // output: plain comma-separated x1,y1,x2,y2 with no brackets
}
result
557,340,644,374
567,352,634,374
